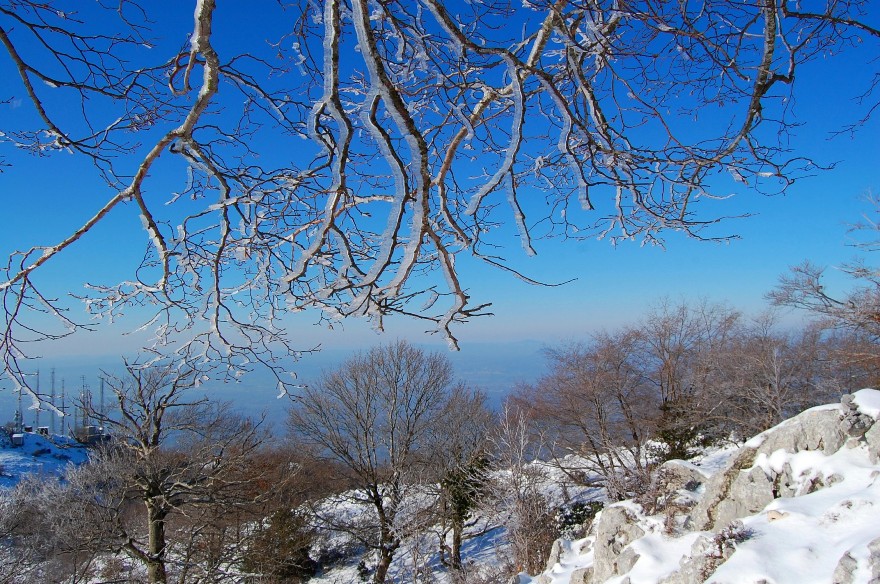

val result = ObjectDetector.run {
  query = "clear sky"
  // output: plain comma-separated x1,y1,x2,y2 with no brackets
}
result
1,1,879,424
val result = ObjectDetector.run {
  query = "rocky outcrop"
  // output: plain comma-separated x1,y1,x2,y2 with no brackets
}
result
755,406,846,455
530,390,880,584
568,567,591,584
690,404,848,532
869,536,880,583
688,445,760,532
659,522,748,584
829,534,880,584
832,551,859,584
866,422,880,465
589,505,645,583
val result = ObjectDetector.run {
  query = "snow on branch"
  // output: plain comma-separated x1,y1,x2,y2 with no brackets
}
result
1,0,878,398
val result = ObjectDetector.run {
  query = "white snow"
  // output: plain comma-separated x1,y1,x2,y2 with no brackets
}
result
609,530,703,584
5,392,880,584
0,431,89,489
710,443,880,583
854,388,880,420
526,390,880,584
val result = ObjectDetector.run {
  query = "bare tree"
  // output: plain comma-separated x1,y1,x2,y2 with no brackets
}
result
485,405,556,577
0,481,66,584
769,198,880,376
769,199,880,348
288,340,452,584
513,331,656,500
70,361,273,584
11,463,133,583
633,299,742,457
705,314,869,439
2,1,879,403
770,260,880,341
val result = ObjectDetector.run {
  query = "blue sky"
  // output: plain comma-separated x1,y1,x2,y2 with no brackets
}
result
1,1,879,424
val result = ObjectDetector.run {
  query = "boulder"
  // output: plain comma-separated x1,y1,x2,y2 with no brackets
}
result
543,539,564,572
654,460,707,497
755,407,845,456
832,551,858,584
865,421,880,465
590,505,645,583
691,406,846,531
840,394,875,439
662,521,752,584
617,546,641,575
829,535,880,584
660,532,727,584
868,535,880,584
568,567,591,584
688,446,758,531
719,465,776,523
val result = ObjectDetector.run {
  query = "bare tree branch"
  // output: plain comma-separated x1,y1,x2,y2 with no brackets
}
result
1,0,877,401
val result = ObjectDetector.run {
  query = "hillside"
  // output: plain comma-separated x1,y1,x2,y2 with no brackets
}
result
522,389,880,584
2,392,880,583
0,431,89,489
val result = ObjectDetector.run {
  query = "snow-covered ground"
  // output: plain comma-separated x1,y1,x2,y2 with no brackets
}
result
0,431,89,488
4,393,880,583
304,460,606,583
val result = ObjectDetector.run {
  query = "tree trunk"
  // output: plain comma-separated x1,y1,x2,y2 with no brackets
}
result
373,546,394,584
146,499,168,584
451,517,463,571
370,488,401,584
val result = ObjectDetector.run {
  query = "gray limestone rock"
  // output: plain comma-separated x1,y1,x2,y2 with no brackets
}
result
659,534,721,584
869,535,880,584
758,407,845,455
547,394,875,584
654,460,707,498
688,446,759,531
840,394,875,439
866,421,880,465
568,567,591,584
661,522,751,584
832,552,858,584
617,546,641,575
590,505,646,583
691,406,846,532
715,466,776,526
544,539,564,573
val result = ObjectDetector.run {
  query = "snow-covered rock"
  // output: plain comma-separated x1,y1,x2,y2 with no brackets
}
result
591,504,646,582
526,389,880,584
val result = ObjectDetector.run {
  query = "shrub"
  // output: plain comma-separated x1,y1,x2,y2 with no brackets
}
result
555,501,604,539
242,509,317,583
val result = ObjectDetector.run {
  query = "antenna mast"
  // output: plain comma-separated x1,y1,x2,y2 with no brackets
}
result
50,368,56,434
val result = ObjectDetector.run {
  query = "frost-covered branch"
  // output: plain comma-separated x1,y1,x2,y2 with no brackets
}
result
1,0,878,399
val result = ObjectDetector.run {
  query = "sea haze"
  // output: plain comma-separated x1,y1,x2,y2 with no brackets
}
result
0,340,550,437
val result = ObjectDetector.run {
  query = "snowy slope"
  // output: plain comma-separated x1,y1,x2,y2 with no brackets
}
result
0,431,89,488
305,461,604,583
522,389,880,584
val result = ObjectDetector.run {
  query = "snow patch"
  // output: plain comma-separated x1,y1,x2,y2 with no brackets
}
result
853,388,880,420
